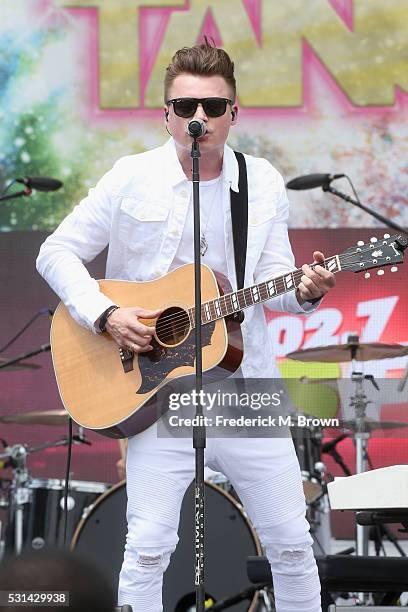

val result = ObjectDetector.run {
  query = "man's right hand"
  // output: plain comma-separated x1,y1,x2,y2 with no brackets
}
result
105,307,161,353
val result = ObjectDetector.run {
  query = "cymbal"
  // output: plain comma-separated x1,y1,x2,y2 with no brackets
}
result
288,342,408,363
340,418,408,433
299,376,339,384
0,410,68,426
0,358,41,372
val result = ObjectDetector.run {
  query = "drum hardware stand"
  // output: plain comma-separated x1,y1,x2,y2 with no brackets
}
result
309,462,333,556
345,335,374,605
0,434,88,555
0,521,5,561
205,583,273,611
0,438,10,560
347,363,403,606
0,478,10,561
370,523,407,557
349,369,379,557
343,335,376,559
259,588,275,612
0,444,31,555
74,426,91,445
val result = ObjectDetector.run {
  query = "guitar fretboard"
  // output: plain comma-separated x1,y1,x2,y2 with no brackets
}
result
188,255,341,327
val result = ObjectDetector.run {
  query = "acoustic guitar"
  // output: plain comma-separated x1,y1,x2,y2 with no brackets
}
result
50,233,407,438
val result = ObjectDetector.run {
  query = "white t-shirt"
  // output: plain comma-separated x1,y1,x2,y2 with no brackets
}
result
170,175,228,277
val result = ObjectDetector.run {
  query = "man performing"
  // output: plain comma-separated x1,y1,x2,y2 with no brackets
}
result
37,41,335,612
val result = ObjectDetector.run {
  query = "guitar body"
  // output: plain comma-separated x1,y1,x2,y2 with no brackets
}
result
50,234,407,438
51,264,243,438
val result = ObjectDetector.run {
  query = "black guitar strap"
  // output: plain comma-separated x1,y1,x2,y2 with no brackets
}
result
230,151,248,322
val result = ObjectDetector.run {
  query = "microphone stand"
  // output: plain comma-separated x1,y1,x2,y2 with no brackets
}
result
0,343,50,370
191,135,206,612
0,188,32,203
322,184,407,234
322,434,351,476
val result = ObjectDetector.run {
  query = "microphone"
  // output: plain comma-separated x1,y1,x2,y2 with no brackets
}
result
186,119,207,138
39,308,55,317
16,176,63,192
286,173,345,191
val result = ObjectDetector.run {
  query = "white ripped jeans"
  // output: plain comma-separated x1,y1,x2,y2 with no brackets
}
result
118,425,321,612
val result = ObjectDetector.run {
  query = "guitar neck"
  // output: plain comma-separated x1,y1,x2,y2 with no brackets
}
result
189,255,342,327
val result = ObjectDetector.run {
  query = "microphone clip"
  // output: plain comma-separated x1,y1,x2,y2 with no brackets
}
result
186,119,207,139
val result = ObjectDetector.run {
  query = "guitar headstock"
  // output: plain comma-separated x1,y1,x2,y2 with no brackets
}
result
339,233,407,276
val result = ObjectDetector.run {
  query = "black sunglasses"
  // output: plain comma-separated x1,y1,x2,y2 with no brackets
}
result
166,97,233,118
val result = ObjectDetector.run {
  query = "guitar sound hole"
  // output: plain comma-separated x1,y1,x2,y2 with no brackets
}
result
155,307,191,347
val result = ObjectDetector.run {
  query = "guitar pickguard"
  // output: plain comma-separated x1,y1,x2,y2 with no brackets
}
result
137,321,216,395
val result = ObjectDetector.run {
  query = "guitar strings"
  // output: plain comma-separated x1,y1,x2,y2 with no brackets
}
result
154,261,389,342
154,257,395,338
150,243,399,337
153,248,399,339
153,242,382,329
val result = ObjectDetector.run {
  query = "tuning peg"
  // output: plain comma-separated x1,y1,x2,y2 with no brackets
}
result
357,240,364,246
377,269,384,276
370,237,378,243
364,272,371,279
391,266,398,272
384,233,390,239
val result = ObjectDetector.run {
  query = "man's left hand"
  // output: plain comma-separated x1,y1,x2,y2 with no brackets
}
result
296,251,336,305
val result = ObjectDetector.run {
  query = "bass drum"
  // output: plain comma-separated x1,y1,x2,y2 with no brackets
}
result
72,480,262,611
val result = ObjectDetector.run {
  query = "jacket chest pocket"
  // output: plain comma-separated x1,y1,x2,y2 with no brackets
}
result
118,197,170,253
248,196,277,227
247,198,278,257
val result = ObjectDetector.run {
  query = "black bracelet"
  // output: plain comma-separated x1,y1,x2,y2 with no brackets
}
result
98,305,120,332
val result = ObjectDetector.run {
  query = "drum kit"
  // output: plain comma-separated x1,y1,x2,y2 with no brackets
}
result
1,337,407,611
0,405,264,611
0,407,107,559
288,334,408,562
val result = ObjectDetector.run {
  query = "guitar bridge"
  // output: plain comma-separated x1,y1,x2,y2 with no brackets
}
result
119,347,134,373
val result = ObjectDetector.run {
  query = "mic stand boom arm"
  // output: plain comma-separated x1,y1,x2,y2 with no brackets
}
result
0,189,32,203
323,184,407,234
0,343,50,370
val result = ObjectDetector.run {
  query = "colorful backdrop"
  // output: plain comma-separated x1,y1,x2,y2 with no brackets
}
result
1,1,407,539
1,0,407,230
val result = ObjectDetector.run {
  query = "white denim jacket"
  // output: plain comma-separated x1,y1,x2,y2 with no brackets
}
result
37,139,318,378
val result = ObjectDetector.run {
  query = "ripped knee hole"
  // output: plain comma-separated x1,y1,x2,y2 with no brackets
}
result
280,549,307,563
136,554,162,567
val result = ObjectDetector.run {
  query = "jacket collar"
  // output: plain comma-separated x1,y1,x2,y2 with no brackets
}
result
162,138,239,192
222,143,239,192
